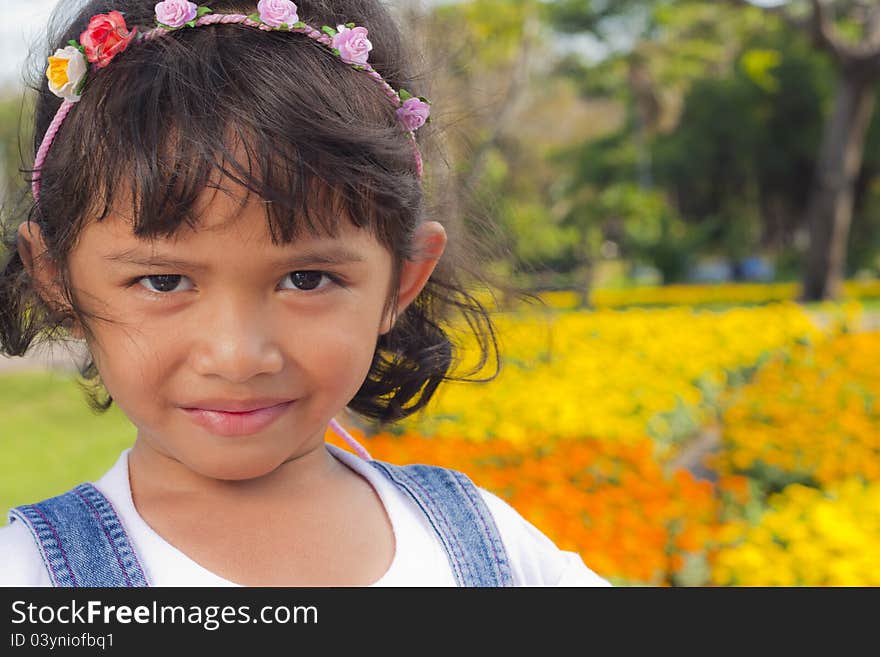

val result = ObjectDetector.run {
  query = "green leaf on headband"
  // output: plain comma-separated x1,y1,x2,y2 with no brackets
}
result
418,96,432,105
345,22,355,28
196,6,212,17
156,22,177,30
279,23,289,30
247,13,261,23
321,25,338,37
291,21,306,29
398,89,413,101
352,64,365,71
67,40,85,54
74,72,88,96
185,19,197,27
331,48,340,57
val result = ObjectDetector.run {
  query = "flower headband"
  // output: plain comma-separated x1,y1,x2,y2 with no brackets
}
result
34,0,432,203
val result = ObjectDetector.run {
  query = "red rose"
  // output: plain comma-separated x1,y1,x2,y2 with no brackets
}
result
79,11,137,68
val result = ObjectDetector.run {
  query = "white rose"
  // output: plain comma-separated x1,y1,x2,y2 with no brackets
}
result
46,46,88,101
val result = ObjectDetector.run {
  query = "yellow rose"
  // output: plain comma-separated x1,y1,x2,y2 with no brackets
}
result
46,46,87,101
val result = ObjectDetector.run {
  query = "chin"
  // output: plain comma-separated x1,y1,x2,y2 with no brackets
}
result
188,450,289,482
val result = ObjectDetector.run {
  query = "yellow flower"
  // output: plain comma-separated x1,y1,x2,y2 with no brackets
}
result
46,46,87,101
715,329,880,488
393,301,818,447
711,479,880,586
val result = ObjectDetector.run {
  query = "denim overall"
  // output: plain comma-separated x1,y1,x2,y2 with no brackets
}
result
8,449,515,587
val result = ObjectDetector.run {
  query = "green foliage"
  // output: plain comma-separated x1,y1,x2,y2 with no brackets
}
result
584,183,715,283
541,0,880,288
740,48,782,93
846,81,880,276
434,0,533,68
554,54,625,99
0,93,31,204
653,26,832,260
847,172,880,276
739,459,821,501
563,131,638,189
506,200,581,267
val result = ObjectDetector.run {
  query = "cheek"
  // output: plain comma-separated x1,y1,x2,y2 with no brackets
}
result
84,322,181,407
300,314,379,396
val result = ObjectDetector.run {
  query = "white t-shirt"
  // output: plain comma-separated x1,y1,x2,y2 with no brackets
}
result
0,444,610,587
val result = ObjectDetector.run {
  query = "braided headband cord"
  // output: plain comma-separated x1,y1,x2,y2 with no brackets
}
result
32,100,75,202
32,8,429,204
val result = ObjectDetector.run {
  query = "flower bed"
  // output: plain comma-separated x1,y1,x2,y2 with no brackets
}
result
396,302,819,451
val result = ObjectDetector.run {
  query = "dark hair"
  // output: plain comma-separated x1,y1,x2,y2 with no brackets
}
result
0,0,536,430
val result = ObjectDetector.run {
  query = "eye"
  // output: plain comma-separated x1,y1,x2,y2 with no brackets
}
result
136,274,194,294
279,271,343,292
129,271,344,296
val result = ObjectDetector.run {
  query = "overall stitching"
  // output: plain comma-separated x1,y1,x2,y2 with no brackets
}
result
8,509,60,586
25,505,79,586
71,487,133,586
366,461,512,585
368,461,471,585
449,470,511,585
398,468,478,585
441,469,512,585
75,484,150,586
453,474,506,582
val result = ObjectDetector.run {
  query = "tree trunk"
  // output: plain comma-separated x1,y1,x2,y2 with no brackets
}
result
801,70,877,301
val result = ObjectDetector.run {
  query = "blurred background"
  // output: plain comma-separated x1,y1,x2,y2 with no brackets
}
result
2,0,880,586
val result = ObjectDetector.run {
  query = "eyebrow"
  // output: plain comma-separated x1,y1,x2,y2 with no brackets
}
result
103,246,367,270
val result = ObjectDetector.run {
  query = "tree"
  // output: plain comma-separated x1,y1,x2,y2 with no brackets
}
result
397,0,605,294
546,1,759,297
652,30,836,264
727,0,880,300
0,92,30,206
548,0,880,299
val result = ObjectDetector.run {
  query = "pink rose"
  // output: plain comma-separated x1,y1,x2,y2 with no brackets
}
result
396,97,430,132
80,11,137,69
257,0,298,27
155,0,198,28
332,25,372,65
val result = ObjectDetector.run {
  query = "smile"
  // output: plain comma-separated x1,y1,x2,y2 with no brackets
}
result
181,401,295,437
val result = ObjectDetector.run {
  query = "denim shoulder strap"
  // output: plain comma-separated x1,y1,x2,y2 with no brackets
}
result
368,460,514,586
8,483,149,587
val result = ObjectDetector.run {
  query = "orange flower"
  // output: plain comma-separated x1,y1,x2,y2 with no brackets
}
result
718,475,750,504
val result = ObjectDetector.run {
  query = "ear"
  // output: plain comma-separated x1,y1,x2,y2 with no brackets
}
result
16,220,84,340
380,221,447,335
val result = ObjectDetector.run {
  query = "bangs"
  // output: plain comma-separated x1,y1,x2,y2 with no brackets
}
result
37,19,422,248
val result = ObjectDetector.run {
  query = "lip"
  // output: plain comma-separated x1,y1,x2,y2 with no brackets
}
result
182,398,295,413
181,400,295,437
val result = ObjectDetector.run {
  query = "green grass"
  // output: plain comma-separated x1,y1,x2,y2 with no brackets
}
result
0,371,135,521
855,298,880,311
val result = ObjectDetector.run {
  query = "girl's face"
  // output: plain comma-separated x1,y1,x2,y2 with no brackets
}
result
20,184,445,482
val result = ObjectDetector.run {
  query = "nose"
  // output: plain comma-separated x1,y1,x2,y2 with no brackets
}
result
189,296,284,382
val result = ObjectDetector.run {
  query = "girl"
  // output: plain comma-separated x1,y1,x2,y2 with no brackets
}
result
0,0,609,587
